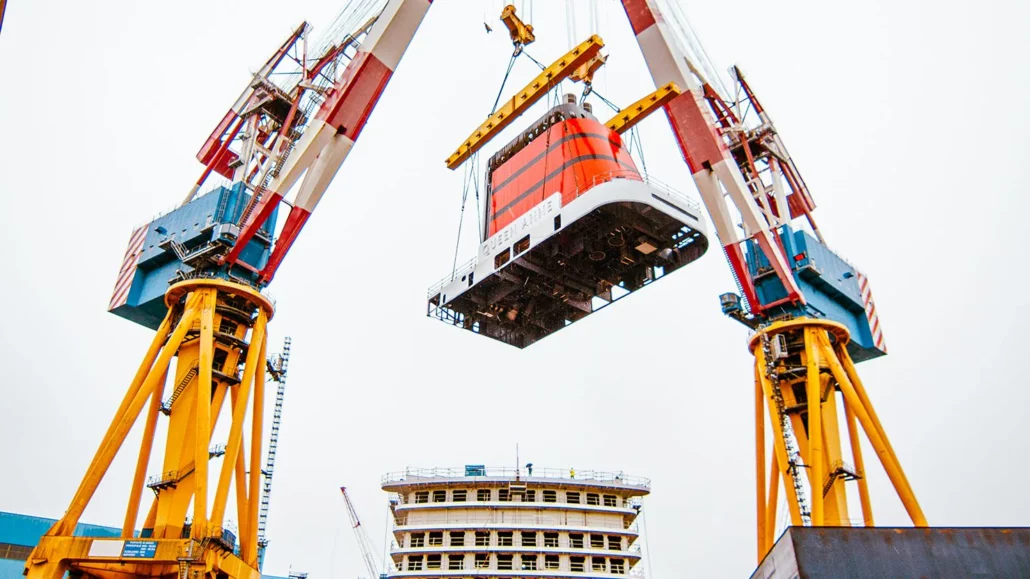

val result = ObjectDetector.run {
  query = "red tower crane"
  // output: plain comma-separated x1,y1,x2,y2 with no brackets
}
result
340,487,384,579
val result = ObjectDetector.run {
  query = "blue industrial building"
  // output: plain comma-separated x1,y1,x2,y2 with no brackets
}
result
0,511,295,579
0,511,122,579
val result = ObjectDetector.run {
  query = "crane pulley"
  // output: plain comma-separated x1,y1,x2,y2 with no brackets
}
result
500,4,535,50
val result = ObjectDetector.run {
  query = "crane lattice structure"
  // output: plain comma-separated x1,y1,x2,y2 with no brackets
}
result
257,337,292,569
24,2,928,578
340,487,384,579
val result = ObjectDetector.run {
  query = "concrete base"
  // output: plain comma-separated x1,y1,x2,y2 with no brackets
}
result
751,527,1030,579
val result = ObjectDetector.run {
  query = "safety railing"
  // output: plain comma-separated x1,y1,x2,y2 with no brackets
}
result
147,470,181,488
425,171,702,300
382,466,650,489
566,169,702,217
641,173,703,216
427,257,477,299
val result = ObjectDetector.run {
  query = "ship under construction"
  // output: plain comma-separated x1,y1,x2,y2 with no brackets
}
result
381,466,650,578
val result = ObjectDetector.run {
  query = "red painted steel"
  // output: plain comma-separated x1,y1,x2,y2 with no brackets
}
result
319,51,394,138
109,226,147,310
663,92,727,173
621,0,658,35
259,207,310,284
197,111,242,180
486,117,639,236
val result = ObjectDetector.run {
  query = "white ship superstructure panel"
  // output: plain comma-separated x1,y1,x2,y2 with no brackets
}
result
382,467,650,578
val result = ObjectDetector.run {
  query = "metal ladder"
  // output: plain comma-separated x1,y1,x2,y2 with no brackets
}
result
721,245,751,315
161,365,199,415
257,337,292,552
760,332,811,525
237,136,298,231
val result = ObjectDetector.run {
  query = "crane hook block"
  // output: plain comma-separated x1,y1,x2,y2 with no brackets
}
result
570,54,607,86
501,4,535,48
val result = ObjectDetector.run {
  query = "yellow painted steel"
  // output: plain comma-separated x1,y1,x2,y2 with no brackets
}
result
500,4,535,47
122,366,167,537
245,336,266,567
765,452,779,550
26,280,274,579
194,290,214,538
570,54,606,86
58,296,202,537
844,399,875,525
754,376,766,561
803,327,824,526
817,372,850,525
820,333,927,526
604,82,682,135
748,317,927,564
212,310,266,529
445,35,604,169
755,346,804,527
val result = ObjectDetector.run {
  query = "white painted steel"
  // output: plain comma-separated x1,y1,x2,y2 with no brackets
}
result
431,178,705,306
364,0,433,72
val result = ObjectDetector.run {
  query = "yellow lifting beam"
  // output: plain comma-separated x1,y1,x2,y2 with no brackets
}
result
605,82,682,135
446,35,605,170
500,4,535,48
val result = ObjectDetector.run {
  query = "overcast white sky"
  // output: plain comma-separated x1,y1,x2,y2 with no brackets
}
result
2,0,1029,577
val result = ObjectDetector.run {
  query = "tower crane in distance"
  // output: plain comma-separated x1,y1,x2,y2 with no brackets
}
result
340,487,386,579
425,2,928,563
25,3,434,579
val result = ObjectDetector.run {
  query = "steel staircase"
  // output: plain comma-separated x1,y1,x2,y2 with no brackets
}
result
161,364,200,415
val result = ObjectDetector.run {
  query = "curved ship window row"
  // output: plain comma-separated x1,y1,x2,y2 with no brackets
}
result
397,552,630,575
407,488,627,507
403,530,634,550
391,521,638,536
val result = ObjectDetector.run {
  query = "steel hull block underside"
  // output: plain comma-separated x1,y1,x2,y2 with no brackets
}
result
428,179,709,348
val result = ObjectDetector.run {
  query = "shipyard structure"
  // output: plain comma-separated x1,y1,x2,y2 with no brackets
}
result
381,467,648,578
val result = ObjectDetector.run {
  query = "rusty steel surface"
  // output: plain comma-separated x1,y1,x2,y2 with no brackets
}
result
752,527,1030,579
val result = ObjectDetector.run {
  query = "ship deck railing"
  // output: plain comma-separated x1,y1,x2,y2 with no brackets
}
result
425,171,701,299
427,257,477,299
382,466,650,489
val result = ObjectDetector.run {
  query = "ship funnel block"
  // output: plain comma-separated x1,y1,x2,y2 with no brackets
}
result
428,179,708,348
428,102,708,348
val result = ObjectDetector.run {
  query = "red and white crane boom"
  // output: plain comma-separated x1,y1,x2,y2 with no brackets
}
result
341,487,383,579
